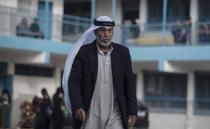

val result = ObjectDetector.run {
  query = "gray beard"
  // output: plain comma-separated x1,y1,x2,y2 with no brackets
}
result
96,38,112,47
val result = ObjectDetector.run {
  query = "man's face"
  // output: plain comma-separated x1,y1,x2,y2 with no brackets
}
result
95,27,113,45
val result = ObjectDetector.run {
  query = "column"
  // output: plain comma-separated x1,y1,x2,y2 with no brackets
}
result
162,0,168,45
54,67,62,87
8,62,15,75
185,72,195,129
91,0,95,23
112,0,116,20
190,0,198,44
136,72,144,102
114,0,122,43
52,0,64,42
45,0,50,40
139,0,147,32
31,0,38,12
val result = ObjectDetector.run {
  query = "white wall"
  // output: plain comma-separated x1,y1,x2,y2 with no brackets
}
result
0,0,17,7
149,113,186,129
0,50,46,64
95,0,122,24
0,0,17,36
164,61,190,73
95,0,112,18
193,116,210,129
50,54,67,69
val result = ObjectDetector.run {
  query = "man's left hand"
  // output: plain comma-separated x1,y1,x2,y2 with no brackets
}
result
128,115,136,128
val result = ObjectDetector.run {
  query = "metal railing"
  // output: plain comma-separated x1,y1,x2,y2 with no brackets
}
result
0,5,210,46
116,22,210,46
0,5,91,43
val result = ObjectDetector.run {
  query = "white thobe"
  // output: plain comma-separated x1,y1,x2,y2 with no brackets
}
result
81,45,124,129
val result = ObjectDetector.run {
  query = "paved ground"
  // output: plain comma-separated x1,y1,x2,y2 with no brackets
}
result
63,126,140,129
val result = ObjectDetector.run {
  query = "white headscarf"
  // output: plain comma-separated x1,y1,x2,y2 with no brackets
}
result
62,16,114,115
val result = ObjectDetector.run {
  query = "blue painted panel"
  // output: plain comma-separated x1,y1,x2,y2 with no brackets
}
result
38,1,53,39
129,45,210,61
1,35,210,62
0,75,14,99
0,35,74,54
112,0,116,20
91,0,95,23
158,60,165,71
45,52,50,63
5,75,13,101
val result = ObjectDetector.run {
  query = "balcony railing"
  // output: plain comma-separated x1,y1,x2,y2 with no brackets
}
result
116,22,210,46
0,5,210,46
0,5,91,43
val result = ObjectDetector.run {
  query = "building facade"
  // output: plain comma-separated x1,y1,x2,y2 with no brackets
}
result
0,0,210,129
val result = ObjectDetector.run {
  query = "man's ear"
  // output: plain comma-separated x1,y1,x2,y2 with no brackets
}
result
93,29,97,34
94,30,98,36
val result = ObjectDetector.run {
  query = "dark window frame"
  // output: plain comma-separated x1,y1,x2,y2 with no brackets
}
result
199,0,210,22
143,71,187,113
15,64,55,77
0,62,7,76
195,72,210,114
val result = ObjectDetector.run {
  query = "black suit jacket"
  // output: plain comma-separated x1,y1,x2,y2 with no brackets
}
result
68,41,137,129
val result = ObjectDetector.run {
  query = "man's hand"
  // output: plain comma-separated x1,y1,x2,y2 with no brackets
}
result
128,115,136,129
74,108,86,121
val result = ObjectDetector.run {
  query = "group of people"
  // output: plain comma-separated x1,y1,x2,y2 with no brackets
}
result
172,17,210,45
16,87,66,129
16,18,44,38
32,87,66,129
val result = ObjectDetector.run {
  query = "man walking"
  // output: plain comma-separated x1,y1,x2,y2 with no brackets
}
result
63,16,137,129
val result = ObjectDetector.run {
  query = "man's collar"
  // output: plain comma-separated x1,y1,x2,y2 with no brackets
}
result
96,42,113,56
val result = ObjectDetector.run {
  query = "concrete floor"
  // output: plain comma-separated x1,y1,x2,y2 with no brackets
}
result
63,126,142,129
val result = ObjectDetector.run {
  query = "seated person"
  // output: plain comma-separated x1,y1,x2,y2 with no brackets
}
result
30,18,44,38
16,18,31,37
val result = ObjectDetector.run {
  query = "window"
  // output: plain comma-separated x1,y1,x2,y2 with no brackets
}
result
62,1,91,42
195,72,210,114
15,64,54,77
167,0,190,22
148,0,190,23
148,0,163,23
144,71,187,112
199,0,210,21
0,62,7,76
64,1,91,18
122,0,139,23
